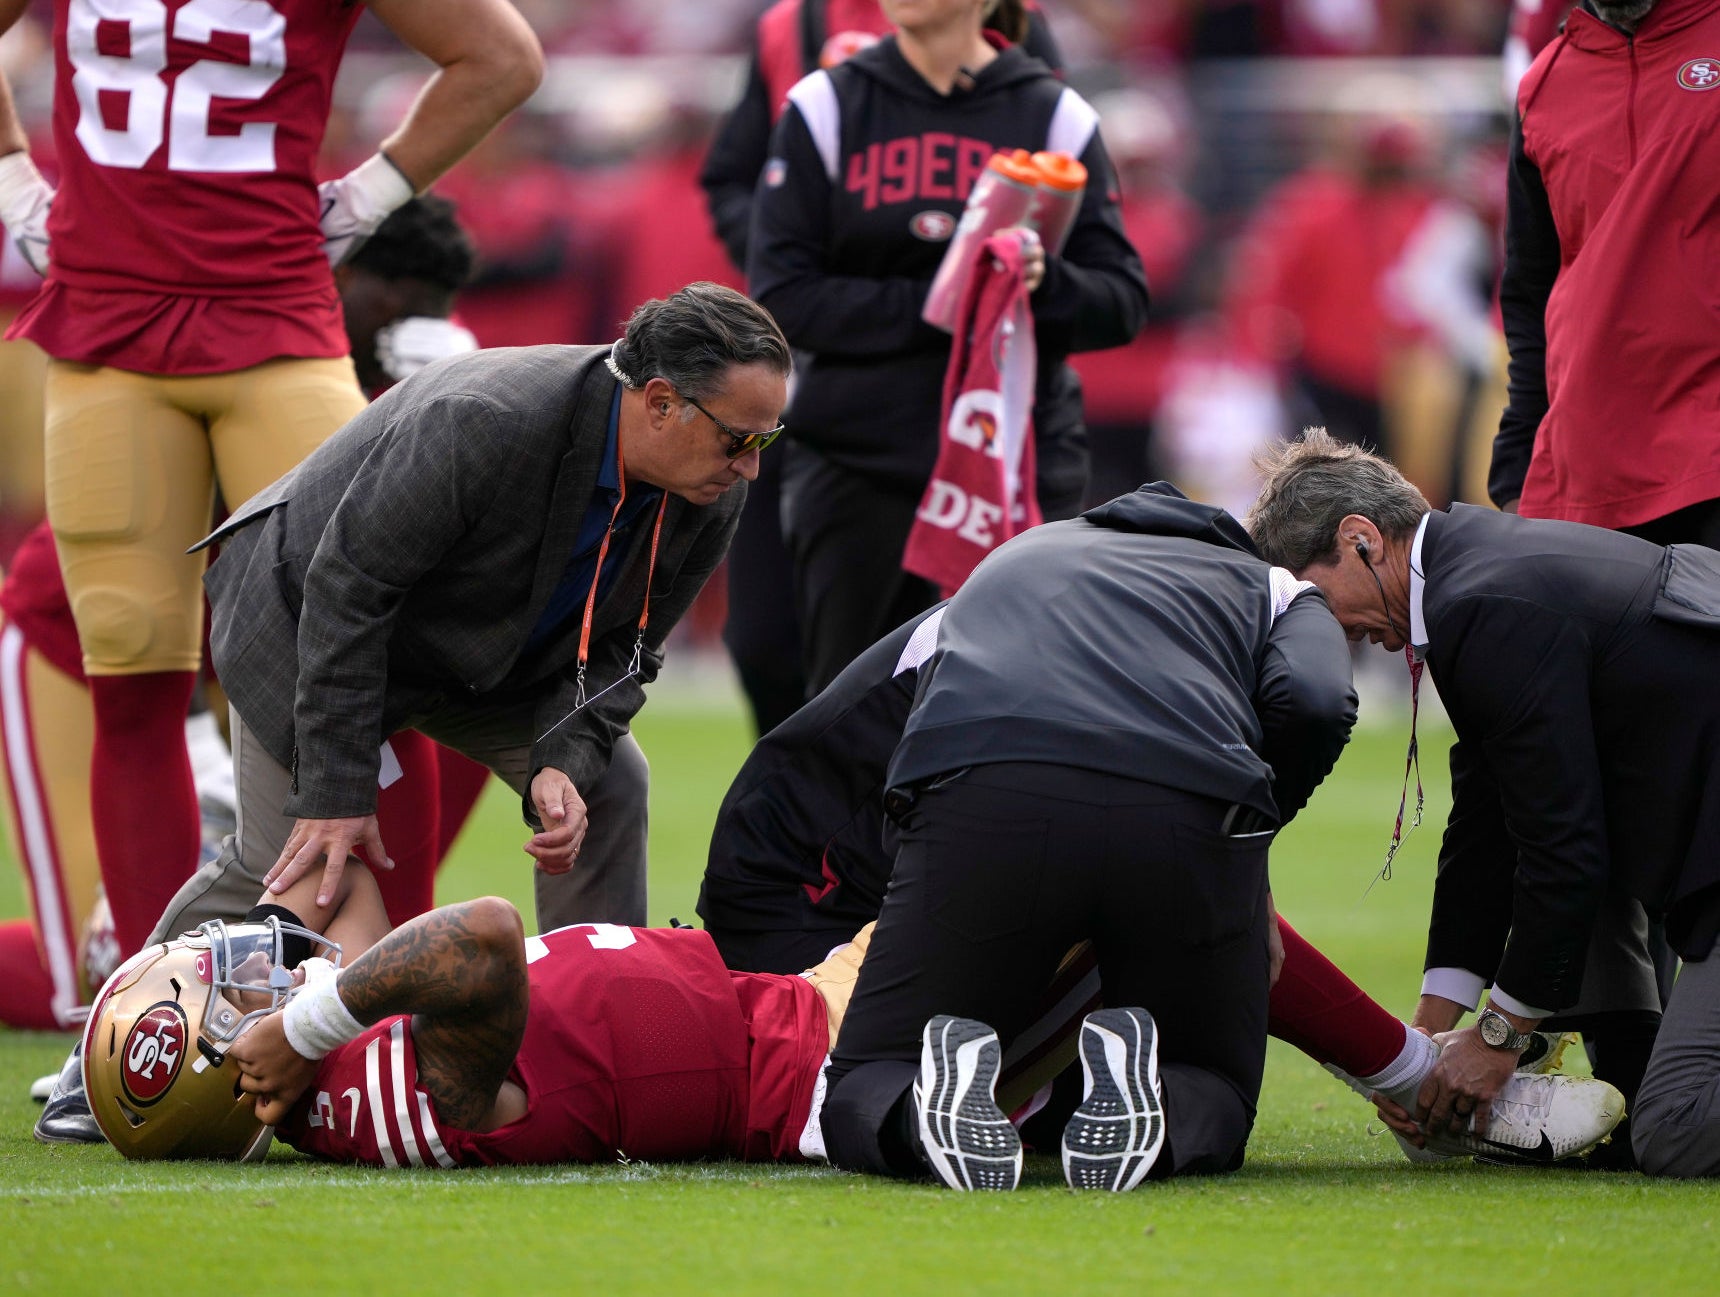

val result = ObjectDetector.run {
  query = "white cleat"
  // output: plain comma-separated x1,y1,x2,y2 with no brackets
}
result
1062,1007,1166,1191
913,1015,1021,1191
1424,1073,1626,1165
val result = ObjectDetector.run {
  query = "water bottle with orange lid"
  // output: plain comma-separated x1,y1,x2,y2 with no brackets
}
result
922,149,1041,332
1025,151,1087,255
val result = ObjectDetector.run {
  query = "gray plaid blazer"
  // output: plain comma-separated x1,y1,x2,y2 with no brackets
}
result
200,344,744,820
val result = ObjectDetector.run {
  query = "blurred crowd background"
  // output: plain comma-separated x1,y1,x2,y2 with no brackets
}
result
0,0,1525,650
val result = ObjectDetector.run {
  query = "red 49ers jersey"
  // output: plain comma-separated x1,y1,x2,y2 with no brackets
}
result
6,0,361,373
277,925,830,1168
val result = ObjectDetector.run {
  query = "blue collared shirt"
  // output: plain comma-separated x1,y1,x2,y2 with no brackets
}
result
524,386,663,654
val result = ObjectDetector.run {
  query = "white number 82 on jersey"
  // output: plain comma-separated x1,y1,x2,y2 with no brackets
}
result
67,0,284,173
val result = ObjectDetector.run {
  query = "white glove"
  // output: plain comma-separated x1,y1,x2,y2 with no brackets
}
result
0,151,53,276
375,315,479,381
317,152,415,267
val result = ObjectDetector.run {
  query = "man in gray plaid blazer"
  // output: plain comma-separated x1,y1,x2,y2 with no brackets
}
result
152,284,791,937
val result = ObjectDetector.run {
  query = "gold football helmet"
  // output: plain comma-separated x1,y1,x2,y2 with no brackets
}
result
82,917,337,1161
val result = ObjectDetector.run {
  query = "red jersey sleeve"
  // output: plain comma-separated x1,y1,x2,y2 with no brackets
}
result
279,1016,461,1168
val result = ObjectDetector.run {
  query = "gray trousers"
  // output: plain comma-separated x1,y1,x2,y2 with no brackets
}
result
149,704,649,944
1632,937,1720,1177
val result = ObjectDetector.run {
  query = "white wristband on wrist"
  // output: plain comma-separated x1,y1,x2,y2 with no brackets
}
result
0,151,50,225
343,151,415,225
281,959,366,1060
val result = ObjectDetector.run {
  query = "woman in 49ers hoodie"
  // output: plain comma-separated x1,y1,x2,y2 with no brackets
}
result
747,0,1148,692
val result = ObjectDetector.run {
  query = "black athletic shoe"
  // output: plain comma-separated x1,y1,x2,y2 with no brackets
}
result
1062,1007,1166,1191
913,1015,1021,1191
34,1041,104,1145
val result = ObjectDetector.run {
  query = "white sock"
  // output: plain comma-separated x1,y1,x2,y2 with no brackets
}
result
1356,1028,1440,1109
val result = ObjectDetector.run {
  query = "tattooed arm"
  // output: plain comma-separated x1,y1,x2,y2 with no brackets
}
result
232,898,530,1130
340,897,530,1129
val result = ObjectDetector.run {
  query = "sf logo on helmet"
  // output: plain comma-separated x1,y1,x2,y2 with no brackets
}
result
121,1003,189,1106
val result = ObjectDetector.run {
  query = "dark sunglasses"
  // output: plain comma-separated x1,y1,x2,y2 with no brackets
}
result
684,393,785,459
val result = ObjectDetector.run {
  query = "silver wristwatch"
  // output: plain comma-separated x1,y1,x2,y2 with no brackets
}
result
1477,1008,1534,1052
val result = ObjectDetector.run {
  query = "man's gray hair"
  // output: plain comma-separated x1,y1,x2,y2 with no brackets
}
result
1246,427,1430,571
608,282,791,402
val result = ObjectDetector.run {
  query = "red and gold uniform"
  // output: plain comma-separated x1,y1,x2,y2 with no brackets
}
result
2,0,373,956
279,925,832,1168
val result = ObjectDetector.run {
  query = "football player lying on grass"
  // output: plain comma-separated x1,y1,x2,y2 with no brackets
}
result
80,859,1629,1175
82,864,854,1166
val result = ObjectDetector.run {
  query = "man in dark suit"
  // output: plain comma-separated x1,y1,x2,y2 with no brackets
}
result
1248,428,1720,1177
153,283,791,940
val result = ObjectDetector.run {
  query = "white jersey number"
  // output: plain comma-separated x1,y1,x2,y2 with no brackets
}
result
67,0,284,173
524,924,639,964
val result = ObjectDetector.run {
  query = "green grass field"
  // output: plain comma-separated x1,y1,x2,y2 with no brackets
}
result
3,681,1717,1295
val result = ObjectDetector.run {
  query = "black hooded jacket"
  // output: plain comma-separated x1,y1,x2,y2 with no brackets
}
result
746,37,1148,504
888,485,1358,820
699,4,1065,272
698,485,1356,945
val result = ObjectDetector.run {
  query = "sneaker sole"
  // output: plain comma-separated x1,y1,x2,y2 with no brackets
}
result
914,1016,1021,1191
1063,1007,1165,1191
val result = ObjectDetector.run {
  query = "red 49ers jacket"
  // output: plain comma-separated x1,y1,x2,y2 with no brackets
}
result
1490,0,1720,527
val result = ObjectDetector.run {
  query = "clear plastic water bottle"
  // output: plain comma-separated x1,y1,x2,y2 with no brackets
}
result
1025,151,1087,256
922,149,1039,332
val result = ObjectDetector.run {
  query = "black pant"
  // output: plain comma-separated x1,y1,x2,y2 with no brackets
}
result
821,762,1271,1180
707,923,864,976
1619,500,1720,1012
780,446,939,695
722,446,808,736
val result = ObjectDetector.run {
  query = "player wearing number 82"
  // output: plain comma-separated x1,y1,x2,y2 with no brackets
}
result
0,0,542,959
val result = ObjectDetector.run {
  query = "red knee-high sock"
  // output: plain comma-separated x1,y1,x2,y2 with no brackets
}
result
1268,915,1407,1078
0,918,68,1031
90,672,200,956
372,730,440,927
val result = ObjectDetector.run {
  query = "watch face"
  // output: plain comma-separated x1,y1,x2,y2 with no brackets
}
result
1480,1012,1511,1047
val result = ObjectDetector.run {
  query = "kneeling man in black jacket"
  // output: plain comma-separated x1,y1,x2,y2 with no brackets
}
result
820,483,1357,1191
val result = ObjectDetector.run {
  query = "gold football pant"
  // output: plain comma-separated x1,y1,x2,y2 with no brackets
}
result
43,356,365,675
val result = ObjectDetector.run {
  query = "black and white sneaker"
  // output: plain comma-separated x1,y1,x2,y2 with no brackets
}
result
913,1015,1021,1191
1062,1007,1166,1191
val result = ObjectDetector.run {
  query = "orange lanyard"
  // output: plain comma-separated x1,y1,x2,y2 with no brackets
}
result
572,434,669,712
